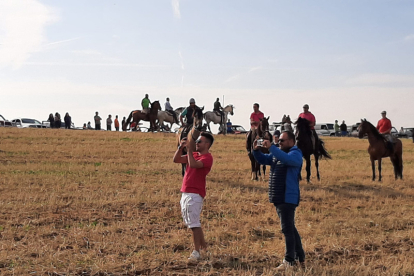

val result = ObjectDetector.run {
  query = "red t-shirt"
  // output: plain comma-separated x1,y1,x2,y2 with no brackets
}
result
250,111,264,128
298,112,316,129
181,152,213,198
377,118,392,134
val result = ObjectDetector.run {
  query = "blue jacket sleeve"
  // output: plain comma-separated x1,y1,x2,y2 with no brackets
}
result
252,149,273,166
269,146,302,167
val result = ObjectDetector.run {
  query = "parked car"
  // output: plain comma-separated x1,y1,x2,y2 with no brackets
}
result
229,125,248,134
0,114,13,127
398,127,414,138
269,122,283,133
315,123,336,136
12,118,45,128
390,127,399,138
348,123,361,137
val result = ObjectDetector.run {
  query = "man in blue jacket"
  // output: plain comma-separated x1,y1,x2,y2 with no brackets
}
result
253,131,305,271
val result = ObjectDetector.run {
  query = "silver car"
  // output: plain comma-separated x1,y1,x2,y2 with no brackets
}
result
12,118,44,128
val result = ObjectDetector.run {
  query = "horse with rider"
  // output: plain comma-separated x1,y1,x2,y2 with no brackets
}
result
204,98,234,134
123,94,161,132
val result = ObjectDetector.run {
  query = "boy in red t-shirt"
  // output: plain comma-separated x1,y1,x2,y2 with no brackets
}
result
173,132,214,262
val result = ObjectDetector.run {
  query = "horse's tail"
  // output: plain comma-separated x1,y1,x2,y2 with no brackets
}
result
318,139,332,159
125,111,133,128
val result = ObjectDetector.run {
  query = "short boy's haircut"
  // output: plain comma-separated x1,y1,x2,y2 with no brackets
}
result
253,103,259,108
283,131,296,143
201,132,214,148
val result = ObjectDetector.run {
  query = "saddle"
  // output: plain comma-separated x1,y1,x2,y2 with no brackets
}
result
214,110,222,117
382,134,396,152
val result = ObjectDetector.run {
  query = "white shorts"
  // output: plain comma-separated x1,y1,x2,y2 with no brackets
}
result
180,193,203,228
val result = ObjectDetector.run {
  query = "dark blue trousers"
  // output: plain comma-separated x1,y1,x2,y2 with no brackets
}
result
275,203,305,263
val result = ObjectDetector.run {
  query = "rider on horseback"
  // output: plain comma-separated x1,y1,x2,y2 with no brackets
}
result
213,98,224,125
165,97,179,124
298,104,318,150
377,111,394,151
246,103,264,154
180,98,199,129
141,94,151,114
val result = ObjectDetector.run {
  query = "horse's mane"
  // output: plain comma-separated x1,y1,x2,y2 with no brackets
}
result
362,120,384,141
295,117,312,136
151,101,160,110
193,106,204,119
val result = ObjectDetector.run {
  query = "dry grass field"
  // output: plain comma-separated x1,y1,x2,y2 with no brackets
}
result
0,128,413,276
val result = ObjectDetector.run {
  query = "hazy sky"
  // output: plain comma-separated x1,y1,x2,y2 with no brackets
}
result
1,0,414,131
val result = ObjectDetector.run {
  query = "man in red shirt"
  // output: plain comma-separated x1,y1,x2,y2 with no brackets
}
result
173,132,214,262
377,111,392,134
114,115,120,131
246,103,264,153
377,111,394,146
298,104,317,150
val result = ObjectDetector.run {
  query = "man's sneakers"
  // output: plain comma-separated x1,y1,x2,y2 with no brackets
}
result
188,250,201,263
275,259,294,271
275,259,306,271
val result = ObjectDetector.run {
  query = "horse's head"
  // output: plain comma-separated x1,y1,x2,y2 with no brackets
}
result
225,104,234,116
259,116,270,132
294,117,311,138
358,119,369,139
192,106,204,131
151,101,161,111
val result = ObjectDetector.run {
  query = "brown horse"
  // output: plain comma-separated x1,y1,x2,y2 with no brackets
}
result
248,116,272,181
176,106,205,176
124,101,161,132
358,119,403,181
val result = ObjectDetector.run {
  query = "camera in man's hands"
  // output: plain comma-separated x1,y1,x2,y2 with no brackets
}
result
257,138,264,147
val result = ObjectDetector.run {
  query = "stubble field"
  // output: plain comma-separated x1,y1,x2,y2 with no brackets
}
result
0,128,413,276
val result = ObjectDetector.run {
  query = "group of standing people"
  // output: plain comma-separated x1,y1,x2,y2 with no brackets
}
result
47,112,72,129
334,120,348,136
88,112,121,131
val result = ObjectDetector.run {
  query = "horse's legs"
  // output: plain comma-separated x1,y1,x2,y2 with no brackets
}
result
305,156,311,182
371,159,376,181
206,121,212,133
248,153,255,181
391,156,398,180
378,158,382,182
262,165,266,181
255,161,260,181
399,154,403,179
315,154,320,180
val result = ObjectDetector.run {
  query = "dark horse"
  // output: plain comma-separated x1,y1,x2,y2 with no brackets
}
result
295,117,331,182
176,106,205,176
358,119,403,181
123,101,161,132
248,116,273,181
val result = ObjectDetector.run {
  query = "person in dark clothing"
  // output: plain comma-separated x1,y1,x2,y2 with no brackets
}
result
48,113,55,128
213,98,224,125
94,112,102,130
273,129,281,145
180,98,199,127
64,112,72,129
121,117,126,131
54,112,61,129
340,121,347,136
253,131,305,271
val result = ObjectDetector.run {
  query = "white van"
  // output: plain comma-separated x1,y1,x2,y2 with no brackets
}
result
315,123,335,136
